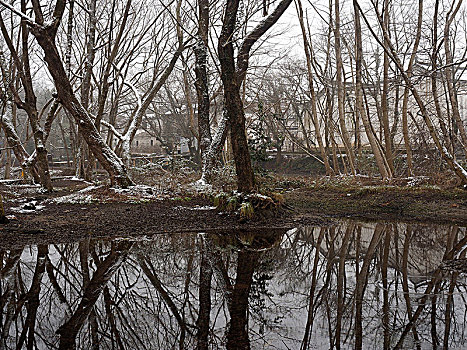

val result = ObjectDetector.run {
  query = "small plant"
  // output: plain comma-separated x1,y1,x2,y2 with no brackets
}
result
213,193,228,210
226,197,238,211
239,202,254,219
212,190,285,220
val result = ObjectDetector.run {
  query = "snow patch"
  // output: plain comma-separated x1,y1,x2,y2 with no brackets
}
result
11,201,45,213
174,205,216,211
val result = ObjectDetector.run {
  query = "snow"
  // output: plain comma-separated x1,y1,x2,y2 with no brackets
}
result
192,178,213,193
10,201,45,213
45,185,100,204
174,205,216,211
46,184,165,204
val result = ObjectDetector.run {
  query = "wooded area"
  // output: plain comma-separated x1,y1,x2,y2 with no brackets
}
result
1,0,467,191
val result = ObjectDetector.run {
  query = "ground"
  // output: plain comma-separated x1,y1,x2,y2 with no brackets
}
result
1,170,466,250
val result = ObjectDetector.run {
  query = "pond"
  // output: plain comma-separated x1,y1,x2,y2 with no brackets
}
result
1,221,466,349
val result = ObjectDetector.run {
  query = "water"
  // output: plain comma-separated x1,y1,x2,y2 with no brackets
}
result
1,221,466,349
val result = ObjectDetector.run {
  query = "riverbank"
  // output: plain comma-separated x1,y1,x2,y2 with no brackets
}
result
286,185,467,225
1,174,466,249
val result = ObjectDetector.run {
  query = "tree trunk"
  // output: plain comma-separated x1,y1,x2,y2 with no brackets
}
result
31,26,132,187
0,106,40,182
82,0,97,181
296,0,333,176
194,0,212,166
380,2,394,175
196,237,213,350
217,0,292,191
57,241,133,349
353,0,390,178
334,0,356,175
218,0,255,192
0,9,52,190
443,0,467,159
225,250,260,350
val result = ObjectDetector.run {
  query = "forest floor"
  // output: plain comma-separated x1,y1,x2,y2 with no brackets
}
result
1,169,466,249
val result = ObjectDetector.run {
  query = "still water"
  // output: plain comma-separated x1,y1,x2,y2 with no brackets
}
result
1,221,466,349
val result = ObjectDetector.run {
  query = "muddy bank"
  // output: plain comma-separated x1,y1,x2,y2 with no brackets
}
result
286,186,467,225
1,176,466,249
1,198,301,250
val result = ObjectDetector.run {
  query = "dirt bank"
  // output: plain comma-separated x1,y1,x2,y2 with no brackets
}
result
286,186,467,225
1,177,466,250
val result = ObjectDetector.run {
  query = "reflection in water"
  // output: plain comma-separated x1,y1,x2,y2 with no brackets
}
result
1,222,466,349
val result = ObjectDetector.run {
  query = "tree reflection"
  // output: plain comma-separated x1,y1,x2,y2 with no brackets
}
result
1,222,467,349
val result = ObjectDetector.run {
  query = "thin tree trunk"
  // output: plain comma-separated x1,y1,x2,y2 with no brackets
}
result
381,225,391,349
357,2,467,184
444,0,467,159
296,0,333,176
301,227,326,350
355,224,384,350
57,241,133,349
335,223,353,349
196,236,213,350
353,0,390,178
381,1,394,175
82,0,97,181
0,9,52,190
401,226,421,350
334,0,356,175
0,105,40,182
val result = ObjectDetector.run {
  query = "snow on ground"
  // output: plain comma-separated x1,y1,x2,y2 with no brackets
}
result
174,205,217,211
46,184,167,204
10,201,45,213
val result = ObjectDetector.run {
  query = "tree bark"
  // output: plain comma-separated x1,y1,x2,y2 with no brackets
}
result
353,0,390,178
218,0,255,192
0,104,40,182
196,237,213,350
443,0,467,159
218,0,292,192
380,1,394,175
0,8,52,190
334,0,356,175
31,23,132,187
194,0,212,166
296,0,333,176
225,249,260,350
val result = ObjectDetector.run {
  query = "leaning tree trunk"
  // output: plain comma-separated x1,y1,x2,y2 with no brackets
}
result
296,0,333,176
444,0,467,160
356,2,467,184
0,8,52,190
31,25,132,187
380,2,394,175
0,106,40,182
81,0,97,181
